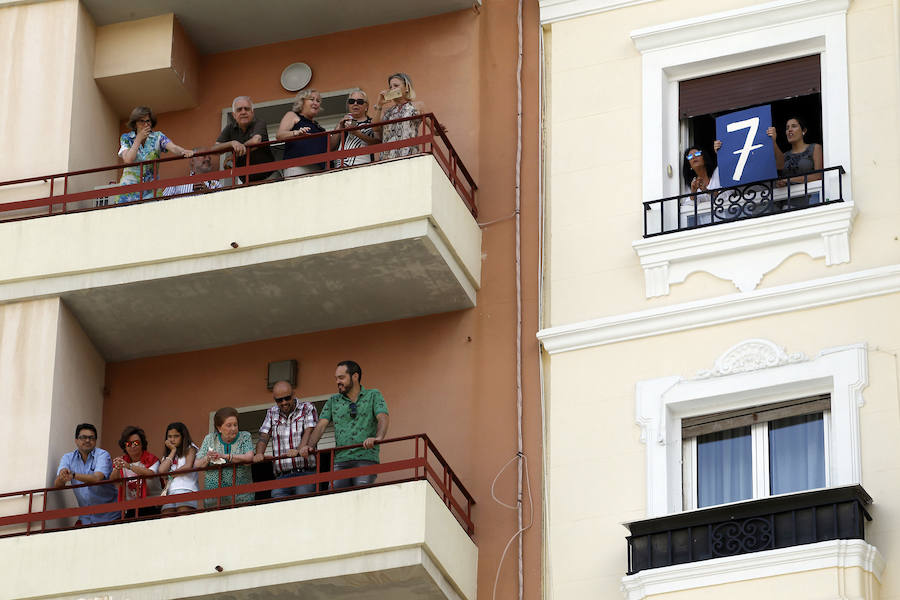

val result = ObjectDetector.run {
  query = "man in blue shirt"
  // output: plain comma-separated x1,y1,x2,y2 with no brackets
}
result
54,423,119,524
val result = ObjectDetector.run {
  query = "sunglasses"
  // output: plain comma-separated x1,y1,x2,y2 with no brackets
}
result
349,402,358,418
347,98,367,105
685,151,703,159
274,395,292,403
124,440,141,448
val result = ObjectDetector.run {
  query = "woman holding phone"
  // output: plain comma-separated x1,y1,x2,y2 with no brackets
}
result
372,73,423,161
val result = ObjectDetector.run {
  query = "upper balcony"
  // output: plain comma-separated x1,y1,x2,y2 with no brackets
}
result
0,434,477,600
0,116,481,360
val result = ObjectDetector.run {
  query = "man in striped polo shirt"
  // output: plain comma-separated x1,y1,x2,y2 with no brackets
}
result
252,380,318,498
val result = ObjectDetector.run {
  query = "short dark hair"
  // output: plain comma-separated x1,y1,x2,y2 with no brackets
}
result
127,106,157,132
75,423,97,439
337,360,362,382
118,426,148,452
785,116,809,135
213,407,239,429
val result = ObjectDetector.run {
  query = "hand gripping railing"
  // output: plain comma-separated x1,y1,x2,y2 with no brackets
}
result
0,113,477,221
0,433,475,539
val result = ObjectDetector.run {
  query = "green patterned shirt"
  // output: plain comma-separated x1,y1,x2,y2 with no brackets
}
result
320,386,389,463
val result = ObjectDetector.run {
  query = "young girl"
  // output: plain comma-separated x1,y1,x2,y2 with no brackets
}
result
158,422,199,514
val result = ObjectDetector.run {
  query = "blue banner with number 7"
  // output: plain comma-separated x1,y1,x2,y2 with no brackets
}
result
715,105,778,186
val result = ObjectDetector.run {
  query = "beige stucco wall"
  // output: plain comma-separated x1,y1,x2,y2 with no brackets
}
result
0,155,483,296
66,2,117,193
93,13,176,78
542,292,900,598
543,0,900,327
0,0,78,180
0,297,104,532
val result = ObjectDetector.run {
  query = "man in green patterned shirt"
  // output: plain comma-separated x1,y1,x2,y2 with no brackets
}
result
300,360,389,489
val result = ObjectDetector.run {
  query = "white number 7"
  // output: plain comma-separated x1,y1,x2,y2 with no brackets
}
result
726,117,764,181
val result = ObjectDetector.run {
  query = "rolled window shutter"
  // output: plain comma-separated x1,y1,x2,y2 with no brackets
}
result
682,394,830,438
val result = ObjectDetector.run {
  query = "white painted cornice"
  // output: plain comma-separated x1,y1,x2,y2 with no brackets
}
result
630,0,850,52
539,0,656,25
621,539,885,600
537,264,900,354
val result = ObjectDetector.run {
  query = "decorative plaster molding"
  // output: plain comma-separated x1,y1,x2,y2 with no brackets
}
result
695,338,807,379
537,263,900,355
621,539,885,600
635,341,867,516
539,0,656,24
633,202,855,297
630,0,850,52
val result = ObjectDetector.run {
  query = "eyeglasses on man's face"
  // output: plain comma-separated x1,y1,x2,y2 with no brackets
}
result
347,98,367,105
77,435,96,441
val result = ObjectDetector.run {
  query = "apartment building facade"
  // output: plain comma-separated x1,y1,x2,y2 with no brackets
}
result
539,0,899,598
0,1,543,598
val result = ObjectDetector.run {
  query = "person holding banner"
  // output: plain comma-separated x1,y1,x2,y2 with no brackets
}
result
767,117,823,186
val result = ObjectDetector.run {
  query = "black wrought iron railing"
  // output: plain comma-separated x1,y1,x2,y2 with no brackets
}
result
643,166,846,237
625,485,871,575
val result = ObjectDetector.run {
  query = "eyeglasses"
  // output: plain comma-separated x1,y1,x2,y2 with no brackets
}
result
137,118,152,124
77,435,96,441
234,106,252,112
124,440,141,448
685,151,703,159
349,402,358,418
347,98,367,105
274,395,292,403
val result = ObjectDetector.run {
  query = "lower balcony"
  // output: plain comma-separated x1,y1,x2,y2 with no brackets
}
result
0,435,477,600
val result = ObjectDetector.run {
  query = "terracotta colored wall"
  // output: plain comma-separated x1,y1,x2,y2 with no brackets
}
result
106,2,543,598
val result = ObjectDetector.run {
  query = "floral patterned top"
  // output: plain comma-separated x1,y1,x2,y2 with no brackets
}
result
117,130,171,203
380,101,421,161
197,430,254,507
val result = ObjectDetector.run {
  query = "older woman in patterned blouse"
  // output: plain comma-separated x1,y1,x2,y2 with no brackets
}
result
194,406,255,507
117,106,193,203
372,73,425,161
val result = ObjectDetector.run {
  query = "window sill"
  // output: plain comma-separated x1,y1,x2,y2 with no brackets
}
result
621,538,884,600
632,201,855,297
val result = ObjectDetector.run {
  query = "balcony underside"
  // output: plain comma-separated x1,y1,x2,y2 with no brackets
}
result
0,156,481,360
2,481,477,600
82,0,480,54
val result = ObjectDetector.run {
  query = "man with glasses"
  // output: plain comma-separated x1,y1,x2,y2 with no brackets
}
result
330,91,379,167
252,380,319,498
211,96,278,182
54,423,119,524
300,360,389,489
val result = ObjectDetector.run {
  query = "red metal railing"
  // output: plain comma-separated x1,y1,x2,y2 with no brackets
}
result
0,113,477,221
0,433,475,538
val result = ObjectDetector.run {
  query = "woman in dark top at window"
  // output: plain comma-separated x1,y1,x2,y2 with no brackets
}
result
767,116,824,186
277,89,326,177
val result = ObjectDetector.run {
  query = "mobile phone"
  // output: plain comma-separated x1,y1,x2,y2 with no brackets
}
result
384,88,403,101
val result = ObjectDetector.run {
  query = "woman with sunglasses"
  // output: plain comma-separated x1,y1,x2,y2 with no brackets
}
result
117,106,194,203
158,422,199,514
372,72,424,161
111,425,161,518
331,90,379,167
681,145,720,226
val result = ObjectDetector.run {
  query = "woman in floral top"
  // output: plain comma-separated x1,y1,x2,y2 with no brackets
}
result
194,407,255,507
117,106,193,203
373,73,424,161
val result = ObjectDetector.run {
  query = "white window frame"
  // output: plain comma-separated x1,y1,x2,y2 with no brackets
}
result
681,410,831,510
635,338,866,517
630,0,854,298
